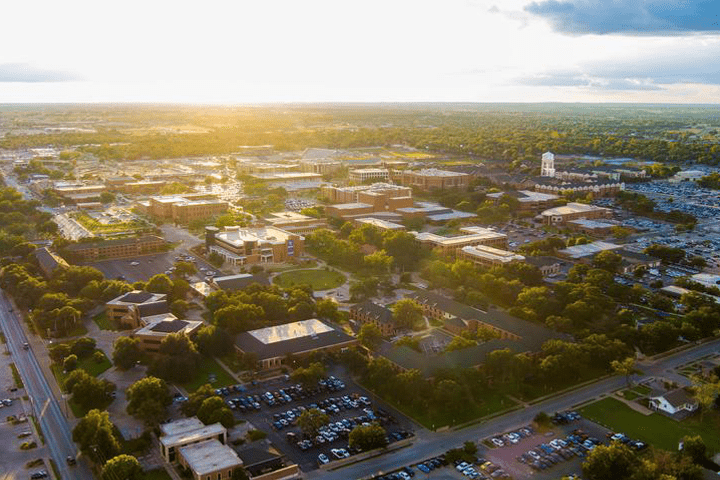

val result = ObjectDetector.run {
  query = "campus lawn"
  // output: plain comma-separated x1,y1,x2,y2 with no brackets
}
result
273,269,345,291
180,357,236,392
50,349,112,387
143,469,172,480
580,397,720,453
92,312,118,331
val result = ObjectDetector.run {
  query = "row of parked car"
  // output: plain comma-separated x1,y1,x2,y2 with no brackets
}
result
518,428,599,472
273,394,373,431
489,425,534,447
370,454,449,480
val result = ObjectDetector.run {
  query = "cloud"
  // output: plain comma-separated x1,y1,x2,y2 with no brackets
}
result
0,63,80,82
518,73,662,90
524,0,720,35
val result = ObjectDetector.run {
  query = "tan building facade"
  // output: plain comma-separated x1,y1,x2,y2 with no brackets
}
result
147,195,228,224
392,168,470,190
66,235,167,262
206,226,304,266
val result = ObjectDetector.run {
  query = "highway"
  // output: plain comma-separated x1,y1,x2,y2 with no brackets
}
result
0,291,94,480
308,338,720,480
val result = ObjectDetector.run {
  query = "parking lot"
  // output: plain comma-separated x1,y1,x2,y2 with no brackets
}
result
89,250,219,284
219,369,415,472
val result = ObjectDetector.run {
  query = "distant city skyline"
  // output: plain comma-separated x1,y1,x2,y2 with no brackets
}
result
3,0,720,103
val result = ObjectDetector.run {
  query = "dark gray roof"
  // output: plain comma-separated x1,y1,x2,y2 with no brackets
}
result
150,319,189,333
213,273,270,291
137,300,170,317
525,256,563,268
234,321,356,361
119,291,154,303
34,247,67,276
617,249,658,263
350,301,393,325
659,388,696,408
236,447,283,476
406,291,562,352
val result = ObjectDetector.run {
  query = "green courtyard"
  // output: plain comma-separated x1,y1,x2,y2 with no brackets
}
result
273,268,345,291
580,397,720,453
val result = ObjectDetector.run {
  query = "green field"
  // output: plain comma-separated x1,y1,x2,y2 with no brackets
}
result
273,269,345,291
51,349,112,387
92,312,118,331
144,469,172,480
181,357,236,392
580,397,720,453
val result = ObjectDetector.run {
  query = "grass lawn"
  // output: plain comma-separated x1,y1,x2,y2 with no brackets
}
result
180,357,236,392
92,312,118,331
273,269,345,291
144,469,173,480
51,349,112,387
580,397,720,453
620,390,642,400
9,363,23,388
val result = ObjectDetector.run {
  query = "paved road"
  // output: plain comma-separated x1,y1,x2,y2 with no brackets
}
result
0,291,94,480
307,338,720,480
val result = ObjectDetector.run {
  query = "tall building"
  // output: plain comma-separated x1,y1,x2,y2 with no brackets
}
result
541,152,556,177
205,226,304,266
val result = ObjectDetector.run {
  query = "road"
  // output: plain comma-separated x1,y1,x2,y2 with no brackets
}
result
0,291,94,480
307,338,720,480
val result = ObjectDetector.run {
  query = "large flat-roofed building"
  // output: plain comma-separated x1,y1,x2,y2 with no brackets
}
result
238,162,300,175
392,168,470,190
65,235,167,262
414,226,507,256
234,319,357,369
263,211,328,235
541,202,612,225
178,439,243,480
349,168,389,183
486,190,559,212
566,219,616,236
131,316,203,353
106,290,169,329
460,245,525,268
558,241,622,260
354,217,405,231
206,226,304,266
322,183,412,209
115,180,167,194
54,184,107,198
159,418,228,463
147,194,228,224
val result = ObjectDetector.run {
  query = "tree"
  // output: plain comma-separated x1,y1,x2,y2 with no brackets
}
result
145,274,174,295
208,251,225,268
49,343,71,364
173,261,197,277
197,396,235,428
126,376,172,425
348,423,388,451
112,336,142,370
315,297,339,321
363,250,393,274
358,323,382,350
214,303,265,334
392,299,423,330
72,409,120,463
611,357,639,388
149,333,201,383
297,408,329,437
71,337,97,358
64,369,115,410
592,250,623,273
291,362,326,389
194,325,234,357
681,435,707,465
582,442,639,480
63,354,78,372
102,454,143,480
691,374,720,421
99,192,116,204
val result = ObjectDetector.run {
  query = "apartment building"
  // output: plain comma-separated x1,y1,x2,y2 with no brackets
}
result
147,194,228,223
349,301,396,336
348,168,389,183
65,235,167,262
105,290,169,329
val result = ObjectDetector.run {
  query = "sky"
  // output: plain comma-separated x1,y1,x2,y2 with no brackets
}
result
2,0,720,103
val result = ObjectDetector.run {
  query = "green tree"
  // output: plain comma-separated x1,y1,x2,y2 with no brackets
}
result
358,323,382,350
611,357,639,388
126,376,172,426
315,297,339,321
71,337,97,358
348,423,388,451
297,408,329,437
363,250,393,274
197,396,235,428
148,333,201,383
194,325,234,357
291,362,326,389
72,409,120,462
592,250,623,273
392,299,423,330
582,442,639,480
181,384,217,417
112,336,142,370
102,454,143,480
63,354,78,372
173,261,197,277
681,435,707,465
145,274,174,295
208,251,225,268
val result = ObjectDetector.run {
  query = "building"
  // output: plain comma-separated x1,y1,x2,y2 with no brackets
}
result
53,184,106,198
649,388,698,416
459,245,525,268
486,190,559,212
211,273,270,292
670,170,705,183
321,183,412,210
65,235,167,262
689,273,720,289
534,180,624,197
349,301,396,336
34,247,69,278
236,447,300,480
566,219,616,236
392,168,470,190
349,168,389,183
206,226,304,266
106,291,169,329
147,194,228,223
237,162,300,175
414,226,507,256
234,319,357,369
178,439,243,480
616,249,661,274
525,256,563,277
558,241,622,260
396,202,476,223
131,316,203,353
354,218,405,231
541,202,612,225
263,211,328,235
159,418,228,463
115,180,167,194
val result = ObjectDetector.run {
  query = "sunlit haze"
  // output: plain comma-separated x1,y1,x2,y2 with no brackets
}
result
3,0,720,102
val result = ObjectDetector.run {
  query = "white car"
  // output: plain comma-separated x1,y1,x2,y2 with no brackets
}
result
317,453,329,464
491,437,504,447
129,261,139,266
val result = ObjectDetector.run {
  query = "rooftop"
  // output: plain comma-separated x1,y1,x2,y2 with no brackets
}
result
408,168,468,177
558,241,622,259
567,219,616,229
160,422,226,448
461,245,525,263
414,226,505,246
108,290,166,306
215,226,299,247
235,319,356,360
160,417,204,437
542,202,610,217
135,317,202,337
350,301,393,325
66,235,166,251
213,273,270,291
355,218,405,230
179,440,242,476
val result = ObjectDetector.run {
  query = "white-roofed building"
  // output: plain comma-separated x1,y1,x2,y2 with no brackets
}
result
159,418,228,463
178,439,243,480
460,245,526,268
541,202,612,225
